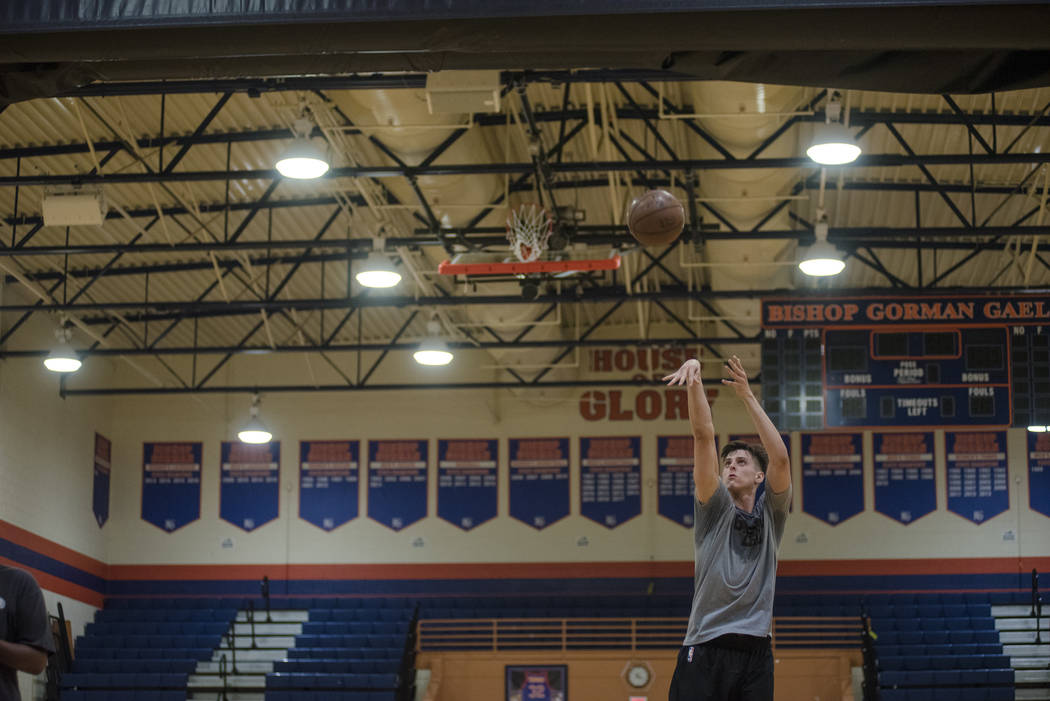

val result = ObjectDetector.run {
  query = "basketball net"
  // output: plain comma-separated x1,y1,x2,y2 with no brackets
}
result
506,203,553,263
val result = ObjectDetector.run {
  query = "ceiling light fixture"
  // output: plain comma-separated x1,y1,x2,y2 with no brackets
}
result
355,245,402,288
44,324,82,373
414,318,454,366
238,393,273,444
807,92,861,166
798,215,845,277
275,117,330,179
1027,424,1048,433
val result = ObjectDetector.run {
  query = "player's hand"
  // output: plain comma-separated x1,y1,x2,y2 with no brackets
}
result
663,358,701,386
721,355,755,399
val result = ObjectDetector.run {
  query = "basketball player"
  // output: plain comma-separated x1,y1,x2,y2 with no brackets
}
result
663,355,791,701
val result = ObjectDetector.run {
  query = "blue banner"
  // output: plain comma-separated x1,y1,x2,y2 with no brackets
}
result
1027,432,1050,520
657,436,694,527
299,440,359,531
220,441,280,532
946,431,1008,524
508,438,570,530
368,439,428,531
802,432,864,525
873,432,936,525
142,441,202,532
579,436,641,528
437,439,498,531
93,433,111,528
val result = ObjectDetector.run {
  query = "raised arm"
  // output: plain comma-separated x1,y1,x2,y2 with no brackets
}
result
664,358,720,502
722,355,790,494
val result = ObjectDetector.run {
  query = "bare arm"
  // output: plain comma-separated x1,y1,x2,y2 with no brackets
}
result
0,640,48,676
664,358,720,502
722,355,790,494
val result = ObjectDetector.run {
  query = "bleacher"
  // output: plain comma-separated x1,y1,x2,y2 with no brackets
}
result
56,587,1045,700
864,593,1022,701
62,603,234,701
262,600,413,701
60,597,415,700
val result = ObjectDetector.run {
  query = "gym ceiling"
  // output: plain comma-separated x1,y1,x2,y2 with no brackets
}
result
1,1,1049,395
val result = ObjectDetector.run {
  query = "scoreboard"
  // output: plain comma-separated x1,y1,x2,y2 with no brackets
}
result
761,295,1050,430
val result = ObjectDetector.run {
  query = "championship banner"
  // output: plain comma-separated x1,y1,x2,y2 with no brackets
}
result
1027,431,1050,519
93,433,111,528
437,439,498,531
873,432,936,525
142,441,202,532
220,441,280,532
657,436,695,527
579,436,641,528
505,665,567,701
508,437,570,530
368,439,428,531
299,440,359,531
801,432,864,525
946,430,1009,523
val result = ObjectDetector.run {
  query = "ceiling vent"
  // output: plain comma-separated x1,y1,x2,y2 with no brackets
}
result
42,186,107,227
425,70,502,114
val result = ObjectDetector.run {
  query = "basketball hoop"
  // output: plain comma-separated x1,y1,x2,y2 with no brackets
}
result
506,203,553,263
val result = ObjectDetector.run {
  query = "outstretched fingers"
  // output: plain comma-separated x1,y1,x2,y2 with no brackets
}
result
722,355,750,391
663,371,686,386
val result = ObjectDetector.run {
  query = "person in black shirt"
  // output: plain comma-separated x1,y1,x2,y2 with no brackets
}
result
0,565,54,701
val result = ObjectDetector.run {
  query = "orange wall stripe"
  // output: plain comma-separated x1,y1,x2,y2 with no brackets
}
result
778,557,1050,577
0,554,104,608
106,557,1050,582
0,520,108,579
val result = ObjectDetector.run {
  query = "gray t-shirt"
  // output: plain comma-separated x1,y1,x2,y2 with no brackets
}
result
0,566,55,701
683,481,792,645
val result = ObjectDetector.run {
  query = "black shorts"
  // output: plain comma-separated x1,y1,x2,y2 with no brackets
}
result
668,634,774,701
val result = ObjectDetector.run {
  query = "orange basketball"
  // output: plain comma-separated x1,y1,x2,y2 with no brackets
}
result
627,189,685,246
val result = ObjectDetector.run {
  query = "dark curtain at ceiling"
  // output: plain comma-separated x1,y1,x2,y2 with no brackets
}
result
2,2,1050,104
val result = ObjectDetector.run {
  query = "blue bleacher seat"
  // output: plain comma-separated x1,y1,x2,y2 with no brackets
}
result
985,668,1013,684
878,692,909,701
985,687,1013,701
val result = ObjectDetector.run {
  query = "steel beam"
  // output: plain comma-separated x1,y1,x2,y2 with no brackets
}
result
11,227,1050,261
637,82,736,161
3,177,1040,235
7,152,1050,187
615,82,681,162
0,335,757,359
185,204,350,383
746,90,828,160
4,106,1049,165
9,226,1050,292
941,95,994,155
851,248,912,288
359,310,418,386
162,92,234,173
59,71,689,99
58,377,743,396
884,123,973,228
20,276,1042,326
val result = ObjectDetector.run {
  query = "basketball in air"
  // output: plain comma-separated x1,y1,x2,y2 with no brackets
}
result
627,189,685,246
